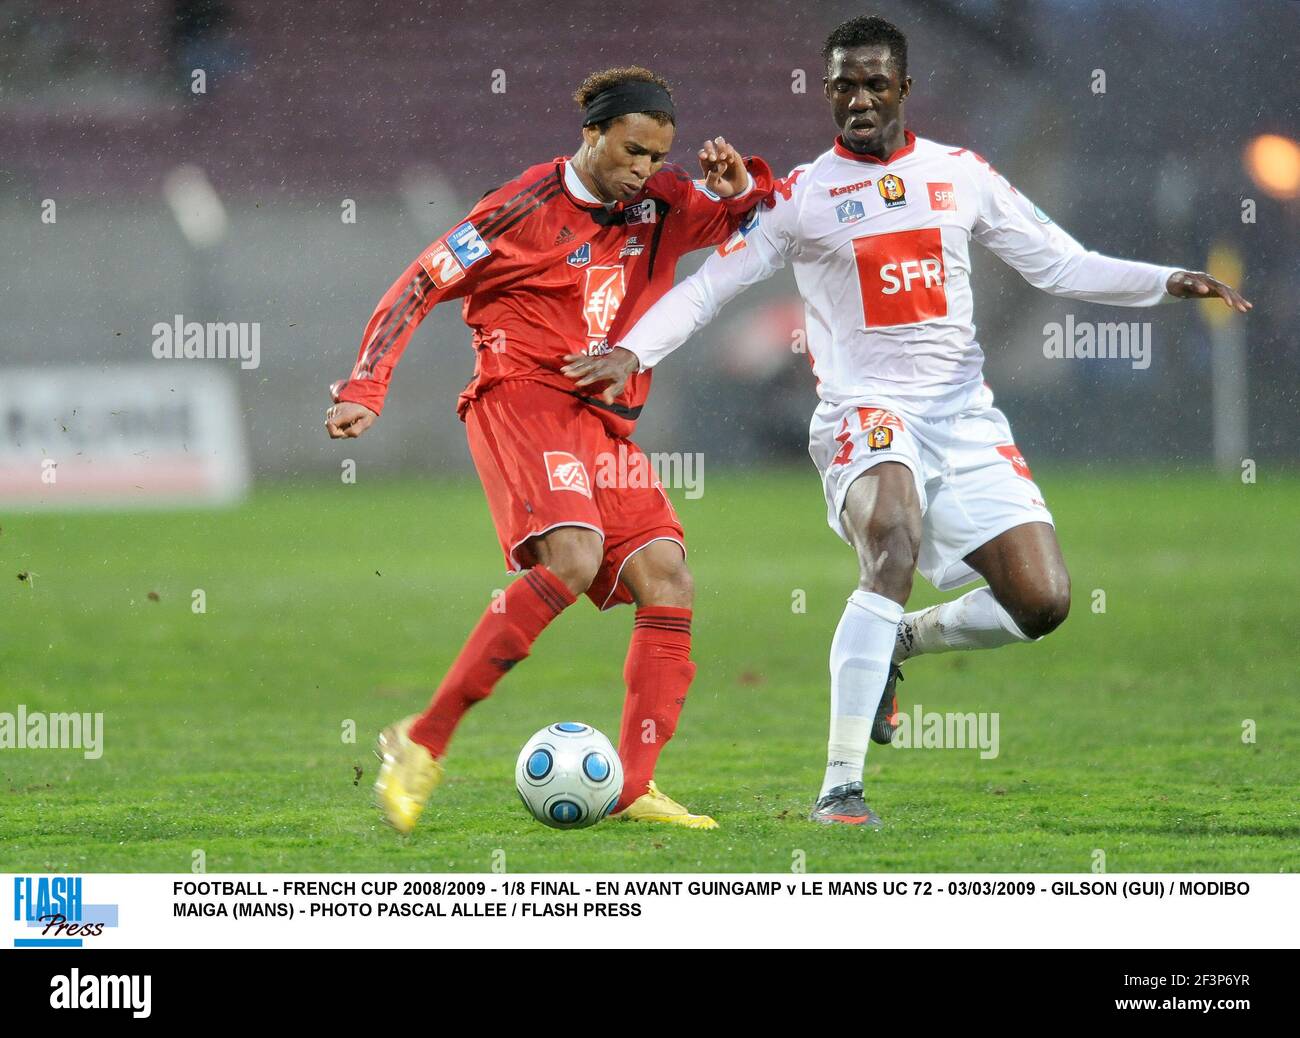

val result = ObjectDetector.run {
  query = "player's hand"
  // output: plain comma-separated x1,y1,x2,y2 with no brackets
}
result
697,136,750,198
561,347,640,404
1166,270,1252,313
325,401,378,438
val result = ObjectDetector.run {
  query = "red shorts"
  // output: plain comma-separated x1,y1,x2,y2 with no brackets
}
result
464,380,685,610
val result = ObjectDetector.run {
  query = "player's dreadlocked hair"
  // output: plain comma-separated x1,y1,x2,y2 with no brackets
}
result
822,15,908,79
574,66,675,132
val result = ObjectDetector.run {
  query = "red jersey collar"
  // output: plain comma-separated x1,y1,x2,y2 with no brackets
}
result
833,128,917,165
555,157,623,212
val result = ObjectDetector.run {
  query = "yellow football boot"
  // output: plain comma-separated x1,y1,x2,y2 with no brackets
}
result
373,715,444,834
617,780,718,830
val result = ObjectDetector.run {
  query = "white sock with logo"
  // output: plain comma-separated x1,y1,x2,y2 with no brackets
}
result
893,586,1031,664
820,589,905,799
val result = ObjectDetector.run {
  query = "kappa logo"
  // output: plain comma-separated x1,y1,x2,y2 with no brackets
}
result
877,174,907,208
624,199,657,225
567,242,591,267
581,265,626,337
544,451,592,498
836,199,865,224
829,177,874,197
928,182,956,211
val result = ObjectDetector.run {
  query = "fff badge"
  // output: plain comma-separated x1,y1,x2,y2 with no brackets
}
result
836,199,866,224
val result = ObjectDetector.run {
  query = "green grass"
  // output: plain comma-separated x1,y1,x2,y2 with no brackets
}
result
2,468,1297,872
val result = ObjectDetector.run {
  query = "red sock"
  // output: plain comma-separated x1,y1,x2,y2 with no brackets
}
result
615,607,696,810
410,565,576,757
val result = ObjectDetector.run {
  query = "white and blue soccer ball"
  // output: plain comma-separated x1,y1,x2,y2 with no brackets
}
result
514,722,623,830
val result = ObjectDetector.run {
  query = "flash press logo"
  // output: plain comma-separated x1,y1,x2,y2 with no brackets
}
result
12,876,119,947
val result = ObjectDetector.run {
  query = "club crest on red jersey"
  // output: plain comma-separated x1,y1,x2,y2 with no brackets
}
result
877,174,907,209
544,451,592,498
567,243,591,267
582,266,626,338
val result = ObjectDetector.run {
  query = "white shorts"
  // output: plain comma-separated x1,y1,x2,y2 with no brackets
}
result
808,386,1054,592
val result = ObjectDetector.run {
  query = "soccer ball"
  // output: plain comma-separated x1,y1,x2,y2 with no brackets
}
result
515,722,623,830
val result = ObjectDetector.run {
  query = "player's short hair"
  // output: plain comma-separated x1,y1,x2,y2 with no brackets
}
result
822,15,908,80
574,66,675,132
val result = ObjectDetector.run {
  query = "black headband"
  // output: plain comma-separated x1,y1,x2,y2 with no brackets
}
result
582,81,675,127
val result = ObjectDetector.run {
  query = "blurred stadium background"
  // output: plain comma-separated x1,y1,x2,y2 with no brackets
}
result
2,0,1296,489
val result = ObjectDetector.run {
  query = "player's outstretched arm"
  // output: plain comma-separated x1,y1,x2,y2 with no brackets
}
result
1164,270,1252,313
562,203,790,402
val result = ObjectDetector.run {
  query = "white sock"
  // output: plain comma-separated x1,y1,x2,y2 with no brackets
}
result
894,586,1031,663
820,590,905,799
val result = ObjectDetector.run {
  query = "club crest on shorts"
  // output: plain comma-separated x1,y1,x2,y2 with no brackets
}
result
867,426,893,451
544,451,592,498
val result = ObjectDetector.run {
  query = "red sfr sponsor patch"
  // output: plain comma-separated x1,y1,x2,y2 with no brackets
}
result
852,228,948,327
928,182,956,210
996,444,1033,480
544,451,592,497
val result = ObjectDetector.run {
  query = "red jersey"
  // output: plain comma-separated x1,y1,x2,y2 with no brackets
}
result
330,154,773,437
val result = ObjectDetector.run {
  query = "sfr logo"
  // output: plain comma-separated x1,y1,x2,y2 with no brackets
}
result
851,228,948,327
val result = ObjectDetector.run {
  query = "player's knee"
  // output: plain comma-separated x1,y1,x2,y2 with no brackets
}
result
854,515,920,596
629,545,693,608
542,547,601,595
1012,575,1071,639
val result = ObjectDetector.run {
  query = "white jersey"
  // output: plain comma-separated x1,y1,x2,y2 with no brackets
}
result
617,131,1182,418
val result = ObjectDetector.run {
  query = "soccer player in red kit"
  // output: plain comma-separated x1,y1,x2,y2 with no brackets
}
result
325,67,773,833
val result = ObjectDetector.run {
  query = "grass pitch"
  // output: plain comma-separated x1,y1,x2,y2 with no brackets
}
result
2,468,1297,873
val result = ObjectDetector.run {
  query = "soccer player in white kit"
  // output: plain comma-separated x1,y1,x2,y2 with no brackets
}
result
562,16,1251,826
